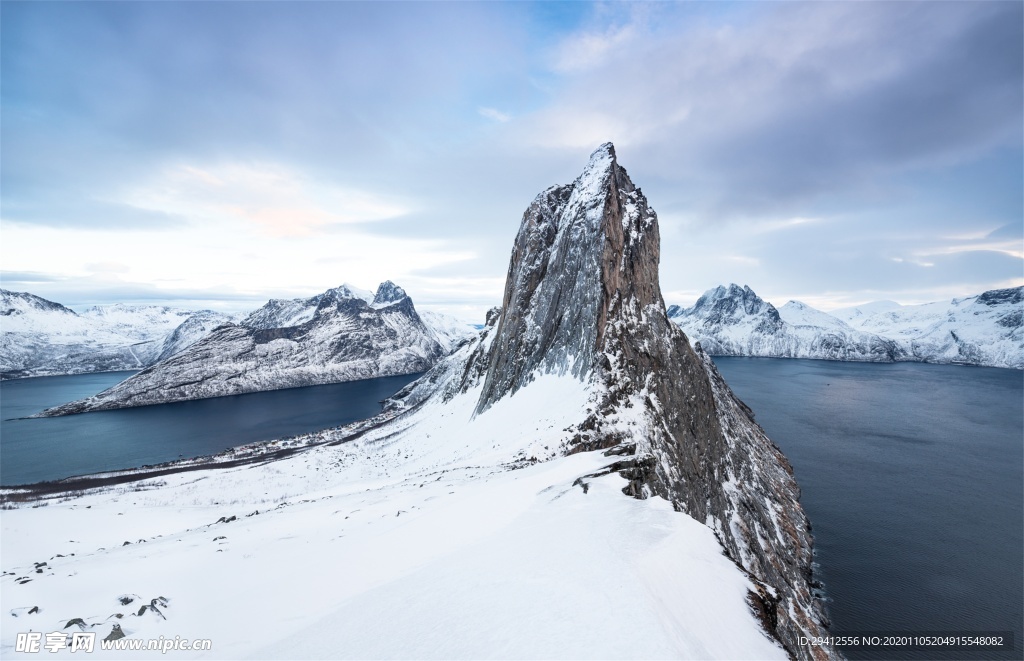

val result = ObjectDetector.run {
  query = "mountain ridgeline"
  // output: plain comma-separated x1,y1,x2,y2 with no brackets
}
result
669,283,1023,369
0,289,234,380
37,282,462,416
382,144,834,659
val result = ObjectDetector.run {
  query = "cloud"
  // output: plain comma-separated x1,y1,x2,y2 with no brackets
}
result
1,194,186,230
126,162,410,237
519,2,1022,218
478,107,511,123
2,2,1020,312
552,24,635,73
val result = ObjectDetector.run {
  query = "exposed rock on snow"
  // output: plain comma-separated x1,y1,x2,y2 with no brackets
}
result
0,289,232,380
39,282,447,415
670,284,1022,369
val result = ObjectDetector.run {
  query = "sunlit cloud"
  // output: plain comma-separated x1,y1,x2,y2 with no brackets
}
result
125,162,410,237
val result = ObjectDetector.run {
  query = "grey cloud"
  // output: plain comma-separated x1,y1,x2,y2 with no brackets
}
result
525,2,1023,219
1,271,64,285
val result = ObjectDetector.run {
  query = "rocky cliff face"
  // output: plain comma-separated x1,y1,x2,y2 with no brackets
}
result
386,144,834,659
38,281,447,416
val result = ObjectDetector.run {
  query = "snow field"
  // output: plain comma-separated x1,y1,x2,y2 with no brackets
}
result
2,374,783,659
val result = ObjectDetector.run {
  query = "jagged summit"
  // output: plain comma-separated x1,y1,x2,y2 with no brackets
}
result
387,144,834,659
474,142,660,411
372,280,409,307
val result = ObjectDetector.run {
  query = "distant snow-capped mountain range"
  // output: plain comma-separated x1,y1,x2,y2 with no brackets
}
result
0,285,475,383
668,284,1023,369
0,290,237,380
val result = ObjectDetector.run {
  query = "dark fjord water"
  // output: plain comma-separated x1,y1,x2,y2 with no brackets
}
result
0,371,421,486
713,358,1023,660
1,361,1020,659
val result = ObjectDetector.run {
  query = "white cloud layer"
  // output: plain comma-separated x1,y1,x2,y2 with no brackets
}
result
1,1,1020,319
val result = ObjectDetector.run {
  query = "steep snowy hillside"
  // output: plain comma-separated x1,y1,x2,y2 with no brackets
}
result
672,285,1024,369
40,282,447,415
0,290,228,379
2,145,834,660
155,311,236,362
669,284,904,362
418,310,478,352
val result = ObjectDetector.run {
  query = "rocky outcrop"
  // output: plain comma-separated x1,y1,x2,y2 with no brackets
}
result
385,144,834,659
38,282,447,416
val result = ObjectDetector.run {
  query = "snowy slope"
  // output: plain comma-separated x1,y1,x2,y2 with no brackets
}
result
837,287,1023,368
40,282,447,415
830,300,902,326
671,284,1023,369
0,290,229,379
155,311,236,362
418,310,478,353
2,144,833,660
1,376,785,660
669,284,904,362
240,283,372,330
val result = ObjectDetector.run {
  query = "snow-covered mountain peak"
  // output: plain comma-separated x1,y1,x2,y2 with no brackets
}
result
671,284,1021,369
678,284,783,335
696,283,768,311
379,145,831,657
324,283,374,303
1,292,234,379
1,289,78,318
371,280,409,308
40,279,449,413
470,140,664,412
779,300,855,331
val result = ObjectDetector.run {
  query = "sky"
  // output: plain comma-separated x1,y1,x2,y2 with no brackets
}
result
2,1,1021,322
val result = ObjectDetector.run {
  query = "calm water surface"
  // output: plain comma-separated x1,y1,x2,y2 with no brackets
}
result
714,357,1023,660
0,371,420,486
